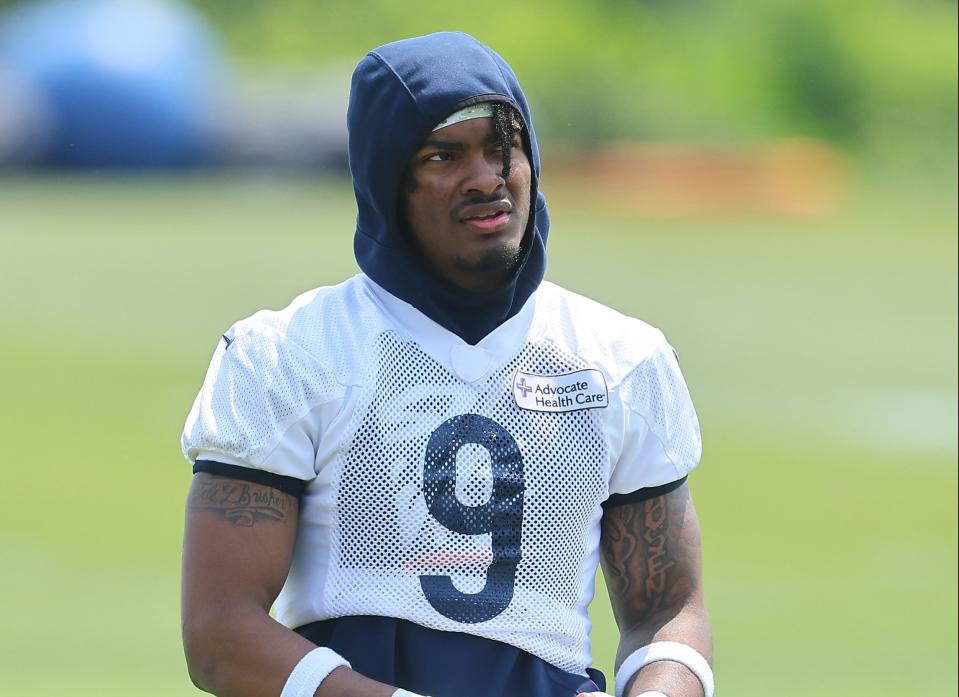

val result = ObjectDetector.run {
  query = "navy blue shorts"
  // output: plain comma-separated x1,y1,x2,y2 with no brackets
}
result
295,615,606,696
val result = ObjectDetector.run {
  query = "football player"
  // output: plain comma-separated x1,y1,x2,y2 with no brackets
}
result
180,32,712,697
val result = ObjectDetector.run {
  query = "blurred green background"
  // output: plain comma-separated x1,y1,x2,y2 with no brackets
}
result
192,0,958,155
0,1,956,696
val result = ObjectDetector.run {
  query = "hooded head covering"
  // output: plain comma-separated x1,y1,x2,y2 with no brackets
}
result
348,32,549,345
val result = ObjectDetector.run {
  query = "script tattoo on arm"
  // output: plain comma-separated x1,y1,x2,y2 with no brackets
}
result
187,474,293,527
600,483,701,627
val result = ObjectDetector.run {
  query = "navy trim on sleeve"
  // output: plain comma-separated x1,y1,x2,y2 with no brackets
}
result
602,476,688,509
193,460,308,498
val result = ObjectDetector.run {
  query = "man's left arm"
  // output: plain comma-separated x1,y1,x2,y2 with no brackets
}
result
590,481,713,697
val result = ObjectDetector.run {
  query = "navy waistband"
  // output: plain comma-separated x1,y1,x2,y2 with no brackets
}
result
294,615,605,696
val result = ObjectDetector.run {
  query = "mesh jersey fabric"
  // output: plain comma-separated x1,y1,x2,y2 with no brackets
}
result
181,274,702,676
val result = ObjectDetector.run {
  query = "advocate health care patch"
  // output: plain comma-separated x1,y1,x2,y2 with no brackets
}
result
511,368,609,413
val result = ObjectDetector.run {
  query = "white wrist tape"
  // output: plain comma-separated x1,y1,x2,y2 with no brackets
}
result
636,692,670,697
615,641,713,697
392,690,430,697
280,647,351,697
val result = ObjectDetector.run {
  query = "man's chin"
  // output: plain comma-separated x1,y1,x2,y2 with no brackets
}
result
443,245,524,292
456,245,523,275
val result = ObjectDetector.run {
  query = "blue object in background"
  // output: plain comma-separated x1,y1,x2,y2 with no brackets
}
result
0,0,224,169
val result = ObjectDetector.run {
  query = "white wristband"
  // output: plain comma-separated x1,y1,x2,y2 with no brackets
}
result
637,693,670,697
615,641,713,697
392,690,430,697
280,647,351,697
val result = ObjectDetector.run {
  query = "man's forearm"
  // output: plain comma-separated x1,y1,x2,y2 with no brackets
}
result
185,603,305,695
626,660,704,697
600,483,712,697
617,599,712,697
184,592,398,697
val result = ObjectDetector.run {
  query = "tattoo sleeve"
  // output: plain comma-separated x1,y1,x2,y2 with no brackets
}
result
600,483,703,633
187,474,294,527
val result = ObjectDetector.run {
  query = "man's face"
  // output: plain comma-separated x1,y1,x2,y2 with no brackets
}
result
401,116,531,293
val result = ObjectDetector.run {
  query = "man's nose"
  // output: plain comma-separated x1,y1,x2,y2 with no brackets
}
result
462,152,505,197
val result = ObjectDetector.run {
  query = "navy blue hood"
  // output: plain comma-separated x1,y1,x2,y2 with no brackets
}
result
348,32,549,345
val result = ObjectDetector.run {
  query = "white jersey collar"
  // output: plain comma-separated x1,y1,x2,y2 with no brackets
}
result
360,274,540,383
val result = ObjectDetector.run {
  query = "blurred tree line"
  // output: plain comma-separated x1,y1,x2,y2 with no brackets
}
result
2,0,955,160
197,0,958,160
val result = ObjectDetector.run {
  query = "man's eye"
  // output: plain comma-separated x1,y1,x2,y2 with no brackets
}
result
426,152,453,162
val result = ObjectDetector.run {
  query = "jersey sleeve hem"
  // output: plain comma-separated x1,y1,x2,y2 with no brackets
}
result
613,333,703,483
602,476,687,509
193,459,309,498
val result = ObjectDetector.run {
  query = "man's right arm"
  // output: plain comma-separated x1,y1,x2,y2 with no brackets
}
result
181,472,396,697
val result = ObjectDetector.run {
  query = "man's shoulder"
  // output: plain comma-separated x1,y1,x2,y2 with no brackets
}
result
534,281,673,381
536,281,667,345
226,275,376,354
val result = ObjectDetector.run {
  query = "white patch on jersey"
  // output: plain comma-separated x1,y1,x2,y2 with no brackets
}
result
511,368,609,413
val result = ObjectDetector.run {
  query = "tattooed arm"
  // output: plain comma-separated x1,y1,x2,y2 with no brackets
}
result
181,473,396,697
598,482,712,697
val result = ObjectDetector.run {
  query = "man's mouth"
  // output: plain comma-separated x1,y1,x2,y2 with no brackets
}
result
459,200,512,232
462,210,510,231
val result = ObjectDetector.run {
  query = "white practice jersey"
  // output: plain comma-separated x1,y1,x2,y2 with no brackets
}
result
181,274,702,675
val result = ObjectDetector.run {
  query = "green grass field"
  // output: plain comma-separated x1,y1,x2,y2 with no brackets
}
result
0,174,955,696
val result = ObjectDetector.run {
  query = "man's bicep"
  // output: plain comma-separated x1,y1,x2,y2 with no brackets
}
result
183,472,300,610
599,482,703,632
